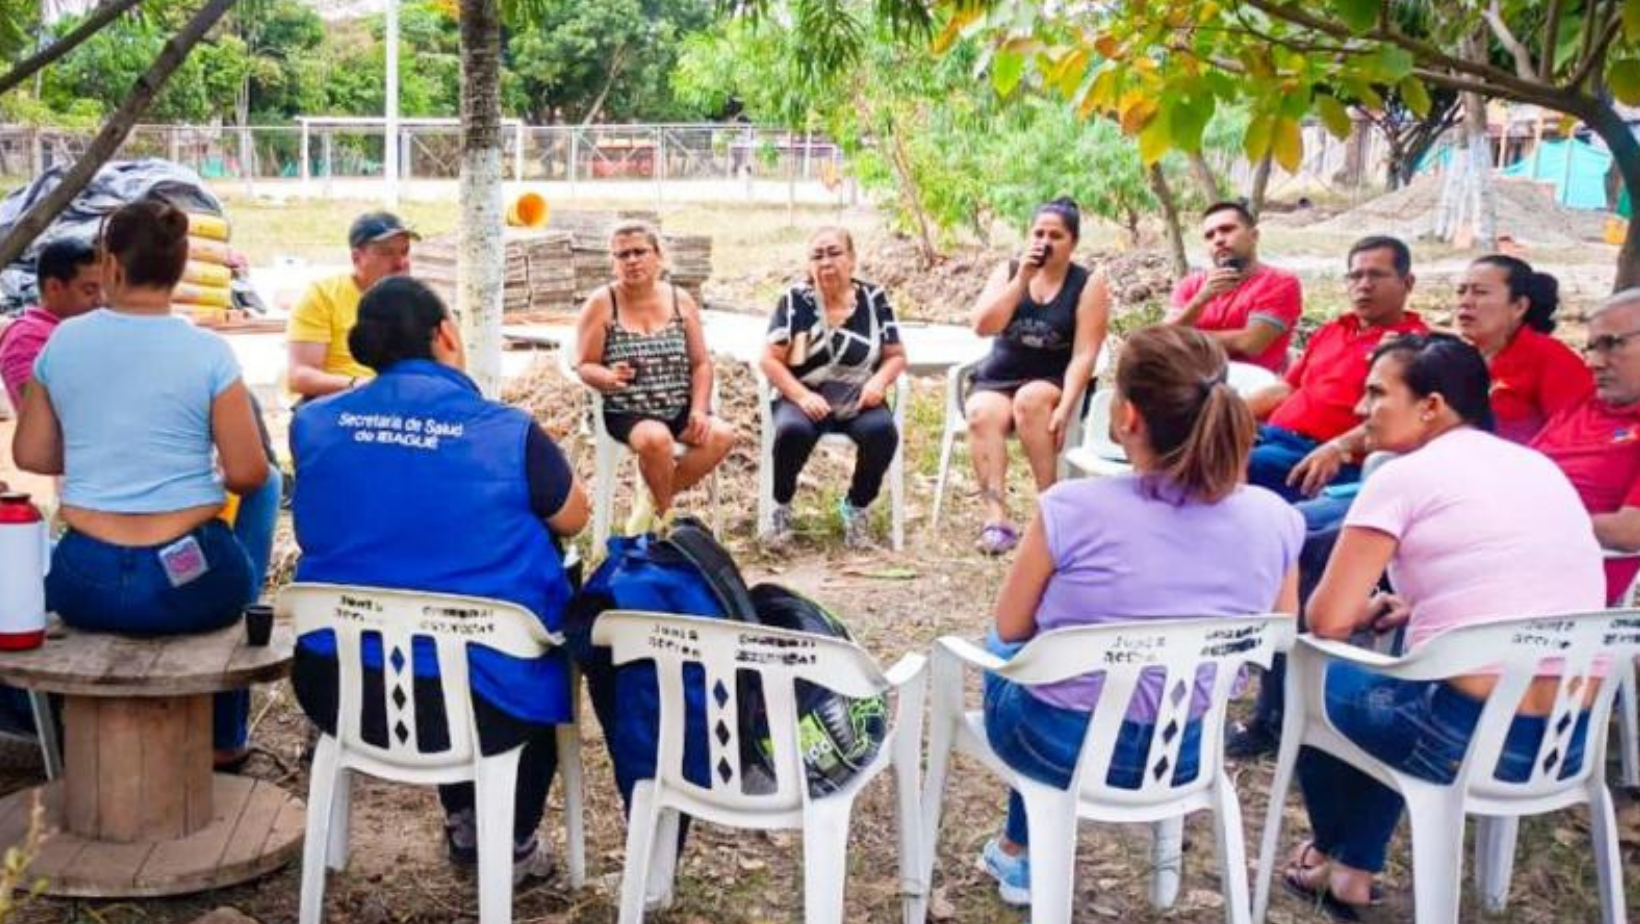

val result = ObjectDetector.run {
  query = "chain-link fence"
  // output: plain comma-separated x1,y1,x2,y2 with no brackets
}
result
0,121,854,205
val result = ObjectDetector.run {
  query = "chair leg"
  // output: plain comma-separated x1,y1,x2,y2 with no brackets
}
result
1211,783,1253,924
930,427,958,530
474,749,524,924
1150,816,1183,910
593,440,617,549
1021,789,1079,924
893,738,926,924
618,783,662,924
919,662,961,896
299,736,343,924
1251,687,1304,924
28,692,60,781
555,722,587,888
801,797,856,924
1588,780,1628,924
890,433,905,552
1619,660,1639,789
327,767,352,871
1474,815,1518,912
1403,789,1467,924
647,809,682,911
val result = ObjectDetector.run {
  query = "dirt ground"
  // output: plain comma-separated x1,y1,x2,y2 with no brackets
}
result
0,201,1636,923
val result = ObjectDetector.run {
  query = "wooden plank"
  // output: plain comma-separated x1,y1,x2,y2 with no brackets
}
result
62,697,99,836
215,778,291,871
139,697,189,840
0,632,118,694
136,774,253,892
62,838,155,894
182,695,214,832
94,698,150,842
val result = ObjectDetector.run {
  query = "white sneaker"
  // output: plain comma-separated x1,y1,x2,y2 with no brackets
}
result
839,500,873,550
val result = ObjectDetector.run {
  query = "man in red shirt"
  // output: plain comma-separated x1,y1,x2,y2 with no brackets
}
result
1530,287,1640,603
0,239,101,409
1167,200,1303,373
1244,236,1428,503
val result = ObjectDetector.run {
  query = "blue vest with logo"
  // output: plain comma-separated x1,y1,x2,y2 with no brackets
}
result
291,359,572,724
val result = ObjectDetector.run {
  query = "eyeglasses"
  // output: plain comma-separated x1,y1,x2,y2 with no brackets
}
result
613,247,653,261
809,246,848,262
1585,327,1640,354
1343,269,1401,284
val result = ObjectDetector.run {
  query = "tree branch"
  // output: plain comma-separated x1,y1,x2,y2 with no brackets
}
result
1481,0,1535,80
0,0,235,269
1538,0,1563,83
1411,65,1591,116
0,0,144,98
1567,7,1624,92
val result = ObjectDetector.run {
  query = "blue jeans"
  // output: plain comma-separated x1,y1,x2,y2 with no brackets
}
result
982,631,1202,846
46,514,269,751
1249,425,1361,504
1297,663,1591,873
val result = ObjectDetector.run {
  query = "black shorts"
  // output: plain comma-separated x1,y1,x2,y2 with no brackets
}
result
603,406,690,443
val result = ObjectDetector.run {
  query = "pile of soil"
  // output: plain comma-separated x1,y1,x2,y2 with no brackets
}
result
1308,173,1609,247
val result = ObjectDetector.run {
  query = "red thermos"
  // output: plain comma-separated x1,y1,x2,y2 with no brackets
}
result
0,492,48,650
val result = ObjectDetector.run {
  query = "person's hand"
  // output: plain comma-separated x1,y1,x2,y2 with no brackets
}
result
1048,404,1073,452
1368,592,1411,634
797,390,831,421
1287,441,1347,497
858,380,887,410
599,361,636,393
1198,266,1244,300
682,409,710,445
1019,241,1051,281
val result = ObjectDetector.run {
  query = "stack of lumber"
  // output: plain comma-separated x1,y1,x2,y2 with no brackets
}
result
416,229,575,316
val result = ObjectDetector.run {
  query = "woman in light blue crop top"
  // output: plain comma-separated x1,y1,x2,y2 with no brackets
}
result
11,199,272,767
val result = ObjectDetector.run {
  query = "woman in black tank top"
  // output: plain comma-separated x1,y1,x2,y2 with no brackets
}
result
572,221,736,529
965,198,1111,554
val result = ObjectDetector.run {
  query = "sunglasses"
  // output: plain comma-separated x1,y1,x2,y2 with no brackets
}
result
614,247,653,261
1585,327,1640,355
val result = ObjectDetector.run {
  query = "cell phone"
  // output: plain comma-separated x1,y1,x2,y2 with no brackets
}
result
1217,255,1247,272
1030,242,1052,266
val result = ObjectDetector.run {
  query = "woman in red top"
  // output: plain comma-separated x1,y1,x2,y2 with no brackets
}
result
1454,254,1591,443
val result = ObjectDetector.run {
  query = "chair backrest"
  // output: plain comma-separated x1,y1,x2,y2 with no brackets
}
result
592,610,895,813
1325,609,1640,800
278,582,552,775
1080,389,1126,462
1226,361,1278,395
986,615,1294,808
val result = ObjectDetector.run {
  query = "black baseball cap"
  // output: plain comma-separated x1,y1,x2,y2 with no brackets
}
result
348,211,420,249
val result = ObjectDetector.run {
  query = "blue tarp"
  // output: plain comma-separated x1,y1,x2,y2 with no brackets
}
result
1501,138,1612,211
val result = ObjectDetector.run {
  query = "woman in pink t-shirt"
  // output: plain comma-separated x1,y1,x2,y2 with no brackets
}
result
1286,333,1602,916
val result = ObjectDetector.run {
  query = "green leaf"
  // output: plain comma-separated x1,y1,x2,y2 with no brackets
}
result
1315,92,1352,138
1370,46,1415,82
1339,76,1384,110
1139,115,1172,163
991,48,1025,96
1331,0,1378,31
1167,95,1214,151
1612,58,1640,105
1272,116,1304,172
1399,75,1432,117
1244,113,1274,161
1626,0,1640,41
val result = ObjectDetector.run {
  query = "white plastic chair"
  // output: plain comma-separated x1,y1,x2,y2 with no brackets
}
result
1602,552,1640,789
591,610,928,924
281,583,587,924
922,615,1296,924
556,345,721,548
1063,360,1279,478
1252,610,1640,924
753,367,907,550
929,347,1108,528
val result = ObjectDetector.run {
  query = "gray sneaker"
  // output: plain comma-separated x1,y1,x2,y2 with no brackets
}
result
763,503,795,550
839,500,873,550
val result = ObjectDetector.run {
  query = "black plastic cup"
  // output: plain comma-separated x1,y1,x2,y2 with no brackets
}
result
244,604,274,647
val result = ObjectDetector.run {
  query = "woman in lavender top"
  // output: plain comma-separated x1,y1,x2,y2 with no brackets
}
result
979,325,1303,907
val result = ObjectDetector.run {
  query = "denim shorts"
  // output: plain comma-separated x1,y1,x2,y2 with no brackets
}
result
47,519,254,636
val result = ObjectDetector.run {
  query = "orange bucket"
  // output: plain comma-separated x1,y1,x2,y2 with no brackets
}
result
506,192,549,228
1606,216,1629,246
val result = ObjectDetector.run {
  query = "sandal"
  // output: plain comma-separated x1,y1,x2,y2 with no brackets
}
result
1281,856,1384,922
977,523,1019,556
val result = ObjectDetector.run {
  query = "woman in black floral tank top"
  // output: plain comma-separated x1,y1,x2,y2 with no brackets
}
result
573,222,736,527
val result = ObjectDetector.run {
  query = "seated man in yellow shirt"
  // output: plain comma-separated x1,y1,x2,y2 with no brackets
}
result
286,211,419,399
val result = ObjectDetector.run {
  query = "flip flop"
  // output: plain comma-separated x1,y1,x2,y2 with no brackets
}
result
977,522,1019,556
1281,867,1384,922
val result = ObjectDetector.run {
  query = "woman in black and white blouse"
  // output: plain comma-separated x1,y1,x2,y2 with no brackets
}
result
757,227,907,550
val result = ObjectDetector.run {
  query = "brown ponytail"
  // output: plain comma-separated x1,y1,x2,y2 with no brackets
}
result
1115,325,1256,503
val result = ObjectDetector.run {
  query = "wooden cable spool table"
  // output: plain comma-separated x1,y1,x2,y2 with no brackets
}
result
0,621,305,897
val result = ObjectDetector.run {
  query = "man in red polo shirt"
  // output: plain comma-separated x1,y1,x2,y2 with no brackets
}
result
1530,287,1640,603
0,238,101,409
1243,235,1428,503
1167,200,1303,374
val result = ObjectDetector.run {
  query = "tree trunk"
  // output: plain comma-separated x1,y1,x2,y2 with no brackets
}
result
1147,163,1188,278
0,0,234,270
1433,91,1496,249
0,0,143,98
880,112,937,266
1246,153,1273,218
1187,151,1222,202
1583,103,1640,290
579,43,629,126
458,0,505,396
